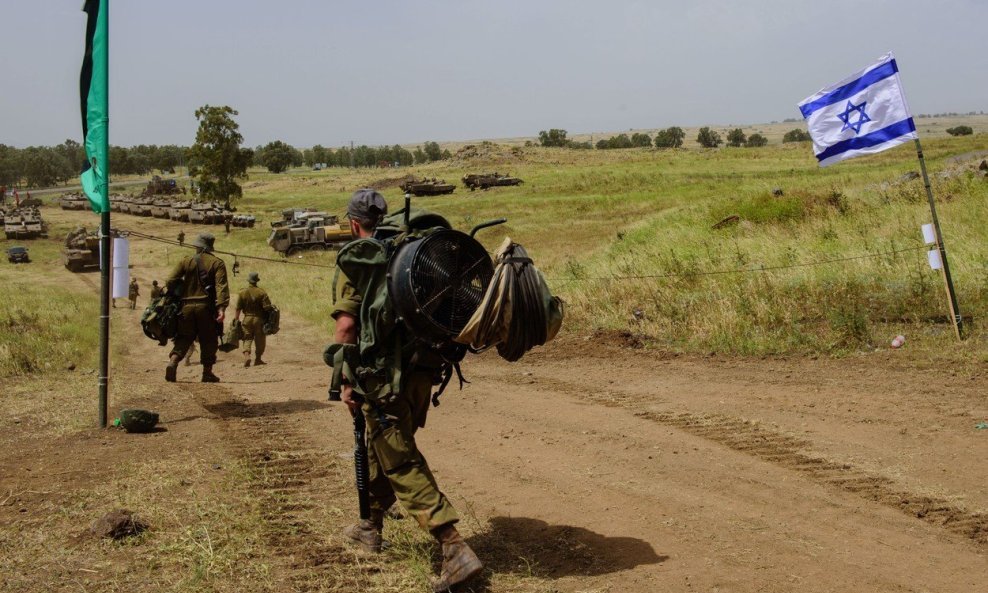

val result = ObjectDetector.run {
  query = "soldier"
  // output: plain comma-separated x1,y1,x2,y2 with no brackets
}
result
331,190,482,591
177,230,185,246
150,280,163,301
234,271,273,368
224,217,231,234
232,259,240,277
164,233,229,383
128,278,140,310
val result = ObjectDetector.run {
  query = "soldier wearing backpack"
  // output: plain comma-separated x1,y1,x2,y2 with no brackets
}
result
331,190,483,591
164,233,229,383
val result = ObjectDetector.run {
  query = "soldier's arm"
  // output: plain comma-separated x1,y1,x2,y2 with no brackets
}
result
165,260,184,294
234,290,244,321
214,260,230,311
262,290,273,312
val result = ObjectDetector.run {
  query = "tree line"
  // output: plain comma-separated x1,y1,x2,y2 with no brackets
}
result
0,141,187,188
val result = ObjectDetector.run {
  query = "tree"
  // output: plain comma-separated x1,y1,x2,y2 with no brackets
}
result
946,125,973,136
412,147,427,164
261,140,296,173
631,133,652,148
745,133,768,147
0,144,24,186
696,127,722,148
725,128,747,147
654,126,685,148
782,128,812,143
538,129,569,147
187,105,253,207
423,141,443,162
21,147,73,188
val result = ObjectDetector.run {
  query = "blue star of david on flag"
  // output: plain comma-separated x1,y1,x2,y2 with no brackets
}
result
837,101,870,134
797,52,917,167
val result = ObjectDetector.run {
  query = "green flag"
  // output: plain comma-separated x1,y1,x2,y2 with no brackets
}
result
80,0,109,213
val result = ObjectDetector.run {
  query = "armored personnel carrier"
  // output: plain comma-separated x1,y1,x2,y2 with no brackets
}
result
399,177,456,196
462,172,524,191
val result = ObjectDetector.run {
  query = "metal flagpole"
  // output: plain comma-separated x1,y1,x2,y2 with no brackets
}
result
97,1,111,427
914,137,962,340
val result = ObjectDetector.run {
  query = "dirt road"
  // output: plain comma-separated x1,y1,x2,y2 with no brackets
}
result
2,211,986,592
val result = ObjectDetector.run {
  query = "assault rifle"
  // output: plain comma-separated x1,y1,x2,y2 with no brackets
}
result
326,343,370,522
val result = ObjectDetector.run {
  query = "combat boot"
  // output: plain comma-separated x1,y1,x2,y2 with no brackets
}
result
165,355,180,382
342,510,386,553
201,366,220,383
242,352,251,368
253,358,266,366
430,524,483,592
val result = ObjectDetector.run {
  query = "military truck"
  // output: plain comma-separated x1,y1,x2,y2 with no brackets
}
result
267,213,352,255
63,228,100,272
141,175,185,197
271,208,318,229
462,172,524,191
61,193,90,210
399,177,456,196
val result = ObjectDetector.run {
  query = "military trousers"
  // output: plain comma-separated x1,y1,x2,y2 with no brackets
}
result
362,370,459,531
241,314,266,358
171,301,219,366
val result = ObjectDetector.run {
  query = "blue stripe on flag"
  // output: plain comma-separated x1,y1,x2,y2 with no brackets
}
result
799,59,899,119
815,118,916,162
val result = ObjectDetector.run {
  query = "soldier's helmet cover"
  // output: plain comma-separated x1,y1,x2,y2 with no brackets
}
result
192,233,215,251
248,272,260,284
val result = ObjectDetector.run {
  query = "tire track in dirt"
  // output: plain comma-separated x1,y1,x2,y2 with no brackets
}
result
488,371,988,549
184,384,380,592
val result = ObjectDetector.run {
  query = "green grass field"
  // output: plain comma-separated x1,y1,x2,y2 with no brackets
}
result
205,130,988,359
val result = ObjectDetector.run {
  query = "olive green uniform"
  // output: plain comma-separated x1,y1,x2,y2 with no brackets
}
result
150,285,163,300
166,252,229,366
236,285,273,358
332,272,459,531
128,280,139,309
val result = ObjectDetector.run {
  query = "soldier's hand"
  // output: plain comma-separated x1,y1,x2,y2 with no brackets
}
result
216,308,226,323
341,384,360,413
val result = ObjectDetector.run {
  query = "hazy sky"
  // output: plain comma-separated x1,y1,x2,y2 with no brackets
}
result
1,1,985,148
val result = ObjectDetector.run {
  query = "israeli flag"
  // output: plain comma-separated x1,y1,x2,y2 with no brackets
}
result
798,52,917,167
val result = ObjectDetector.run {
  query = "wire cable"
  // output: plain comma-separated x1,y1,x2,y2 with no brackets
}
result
113,227,337,269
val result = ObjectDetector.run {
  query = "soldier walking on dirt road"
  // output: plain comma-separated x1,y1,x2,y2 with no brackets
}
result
234,271,273,368
164,233,229,383
331,190,483,592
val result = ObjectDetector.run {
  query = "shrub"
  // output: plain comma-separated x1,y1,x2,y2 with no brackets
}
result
783,128,812,143
696,127,722,148
745,133,768,147
726,128,747,147
654,126,685,148
946,125,973,136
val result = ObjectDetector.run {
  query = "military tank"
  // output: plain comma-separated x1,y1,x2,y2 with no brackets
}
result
3,208,47,239
61,194,90,210
189,202,218,224
63,228,100,272
462,172,524,191
399,177,456,196
131,198,155,217
150,198,174,218
169,201,192,222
